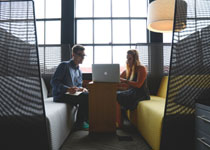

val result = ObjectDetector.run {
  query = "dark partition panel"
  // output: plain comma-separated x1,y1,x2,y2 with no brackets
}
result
0,1,50,149
161,0,210,150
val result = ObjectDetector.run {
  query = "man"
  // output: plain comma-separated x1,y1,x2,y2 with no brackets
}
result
51,44,89,129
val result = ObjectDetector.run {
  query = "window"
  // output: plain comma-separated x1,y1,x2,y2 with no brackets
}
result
163,44,172,74
34,0,61,74
135,44,150,72
75,0,148,73
34,0,61,45
38,46,61,74
163,32,173,43
163,33,172,74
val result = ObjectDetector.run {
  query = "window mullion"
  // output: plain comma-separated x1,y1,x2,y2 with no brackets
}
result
44,0,46,74
93,0,95,64
111,0,113,63
129,0,131,48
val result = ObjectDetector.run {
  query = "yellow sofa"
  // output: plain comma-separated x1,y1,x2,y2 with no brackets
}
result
128,76,168,150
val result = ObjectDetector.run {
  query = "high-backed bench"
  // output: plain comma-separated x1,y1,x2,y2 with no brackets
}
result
41,78,77,150
128,76,168,150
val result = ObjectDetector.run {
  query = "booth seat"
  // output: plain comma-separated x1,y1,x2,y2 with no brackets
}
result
41,78,77,150
128,76,168,150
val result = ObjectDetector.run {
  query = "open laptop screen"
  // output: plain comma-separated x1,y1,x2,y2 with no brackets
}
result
92,64,120,83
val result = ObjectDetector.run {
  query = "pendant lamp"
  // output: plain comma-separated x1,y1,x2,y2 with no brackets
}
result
147,0,187,33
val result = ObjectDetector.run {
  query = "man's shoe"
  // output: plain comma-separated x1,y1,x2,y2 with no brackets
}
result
74,121,89,131
82,121,89,130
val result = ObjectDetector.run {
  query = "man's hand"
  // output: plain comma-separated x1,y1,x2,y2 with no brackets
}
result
67,87,78,94
82,88,88,92
77,87,88,92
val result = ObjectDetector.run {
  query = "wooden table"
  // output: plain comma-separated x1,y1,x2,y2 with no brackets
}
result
88,82,118,133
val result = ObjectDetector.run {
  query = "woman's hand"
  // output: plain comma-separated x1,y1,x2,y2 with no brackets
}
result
118,83,130,91
120,78,127,83
120,78,129,84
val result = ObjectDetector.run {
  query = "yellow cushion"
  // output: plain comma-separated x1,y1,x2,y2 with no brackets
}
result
127,96,165,127
137,99,165,150
150,95,165,101
157,76,168,98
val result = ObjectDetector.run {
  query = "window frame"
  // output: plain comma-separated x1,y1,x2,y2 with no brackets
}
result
75,0,149,69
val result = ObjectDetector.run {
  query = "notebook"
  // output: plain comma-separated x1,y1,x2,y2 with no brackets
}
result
92,64,120,83
65,91,83,96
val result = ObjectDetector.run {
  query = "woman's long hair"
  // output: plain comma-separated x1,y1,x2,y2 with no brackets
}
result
126,50,141,81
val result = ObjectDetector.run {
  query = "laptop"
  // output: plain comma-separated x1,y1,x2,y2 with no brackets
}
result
92,64,120,83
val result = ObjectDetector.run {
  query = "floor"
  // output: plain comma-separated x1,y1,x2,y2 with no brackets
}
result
61,122,151,150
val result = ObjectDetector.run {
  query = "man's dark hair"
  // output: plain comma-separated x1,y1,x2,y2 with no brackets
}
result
72,44,85,54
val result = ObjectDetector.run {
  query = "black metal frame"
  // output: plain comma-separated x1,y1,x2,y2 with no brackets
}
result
161,0,210,149
0,1,50,149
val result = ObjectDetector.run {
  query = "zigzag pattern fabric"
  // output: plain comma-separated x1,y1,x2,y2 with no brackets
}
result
0,1,49,149
161,0,210,149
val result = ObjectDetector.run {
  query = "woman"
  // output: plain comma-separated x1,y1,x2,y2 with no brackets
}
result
117,49,150,120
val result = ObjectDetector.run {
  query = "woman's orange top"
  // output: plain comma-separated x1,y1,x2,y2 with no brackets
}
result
120,65,147,88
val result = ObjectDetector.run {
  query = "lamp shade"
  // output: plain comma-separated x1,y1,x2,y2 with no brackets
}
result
147,0,187,33
175,0,187,32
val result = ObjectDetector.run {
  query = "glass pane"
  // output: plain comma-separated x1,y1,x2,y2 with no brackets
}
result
113,20,129,43
95,46,111,64
94,0,111,17
112,0,129,17
76,0,93,17
38,47,44,73
137,47,149,68
131,20,147,43
46,21,61,44
130,0,147,17
80,46,93,73
46,0,61,18
34,0,44,19
77,20,93,44
36,21,44,44
131,45,136,49
163,45,171,74
94,20,111,44
113,46,129,73
163,32,173,43
197,0,210,18
45,46,61,74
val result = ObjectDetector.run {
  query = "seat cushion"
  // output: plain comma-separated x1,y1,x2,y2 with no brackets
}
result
150,95,166,101
44,97,77,150
136,99,165,150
